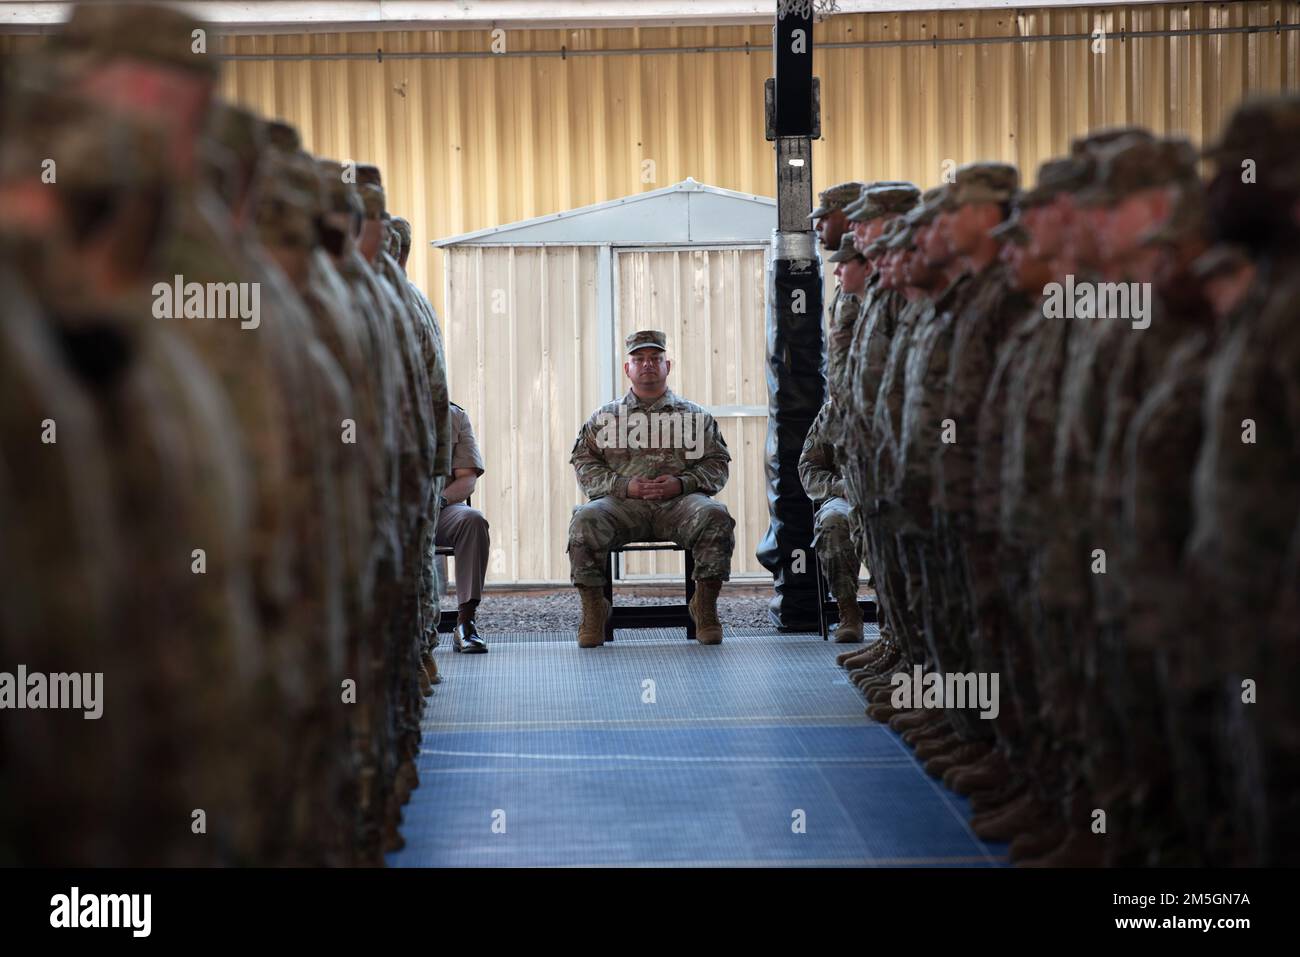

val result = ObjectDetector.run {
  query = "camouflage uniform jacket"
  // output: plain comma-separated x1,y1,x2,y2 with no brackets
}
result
570,388,730,500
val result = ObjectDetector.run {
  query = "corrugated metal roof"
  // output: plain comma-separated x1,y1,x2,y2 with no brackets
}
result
432,178,776,247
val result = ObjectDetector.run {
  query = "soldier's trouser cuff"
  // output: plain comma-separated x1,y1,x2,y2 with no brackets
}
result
692,561,731,582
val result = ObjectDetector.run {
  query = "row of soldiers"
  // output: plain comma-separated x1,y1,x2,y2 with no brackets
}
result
0,3,451,865
804,96,1300,866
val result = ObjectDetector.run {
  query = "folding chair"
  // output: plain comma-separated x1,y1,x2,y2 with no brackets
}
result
603,543,697,642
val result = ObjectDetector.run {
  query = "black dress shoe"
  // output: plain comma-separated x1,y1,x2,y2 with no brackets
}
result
452,620,488,654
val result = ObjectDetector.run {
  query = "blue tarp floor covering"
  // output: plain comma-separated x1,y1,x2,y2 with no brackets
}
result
388,625,1010,867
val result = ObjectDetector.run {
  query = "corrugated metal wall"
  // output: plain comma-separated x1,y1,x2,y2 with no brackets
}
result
198,2,1300,317
4,4,1295,314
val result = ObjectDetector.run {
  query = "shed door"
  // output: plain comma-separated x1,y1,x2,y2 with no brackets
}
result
612,246,770,580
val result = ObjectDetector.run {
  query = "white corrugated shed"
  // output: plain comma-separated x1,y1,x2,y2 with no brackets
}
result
436,179,779,584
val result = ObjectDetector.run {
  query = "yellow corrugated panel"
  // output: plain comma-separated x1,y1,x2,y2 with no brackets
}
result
200,3,1299,318
4,4,1296,316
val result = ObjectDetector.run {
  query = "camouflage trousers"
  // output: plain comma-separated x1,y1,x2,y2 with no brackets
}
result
567,493,735,586
812,495,861,590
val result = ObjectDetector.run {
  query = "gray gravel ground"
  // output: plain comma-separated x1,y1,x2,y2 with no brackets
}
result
441,588,777,631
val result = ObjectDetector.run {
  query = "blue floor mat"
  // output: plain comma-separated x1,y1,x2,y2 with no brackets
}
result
388,626,1008,867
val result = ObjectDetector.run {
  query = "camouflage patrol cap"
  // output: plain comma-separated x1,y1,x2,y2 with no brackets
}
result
1078,136,1198,206
904,185,949,227
1138,180,1207,247
317,159,365,219
391,217,413,256
1203,95,1300,190
885,217,917,251
626,329,667,354
257,150,322,248
809,181,867,220
844,181,921,223
988,210,1029,246
265,120,301,153
1191,243,1252,280
944,162,1019,208
1070,126,1155,158
356,164,383,187
207,103,266,168
55,2,218,78
1203,95,1300,159
0,90,167,193
359,182,386,220
1021,157,1090,207
863,216,904,255
828,231,865,263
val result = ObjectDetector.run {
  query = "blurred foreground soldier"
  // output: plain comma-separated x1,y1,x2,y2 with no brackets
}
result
385,211,454,662
435,403,490,653
568,331,735,647
834,184,920,679
0,82,269,865
1190,95,1300,865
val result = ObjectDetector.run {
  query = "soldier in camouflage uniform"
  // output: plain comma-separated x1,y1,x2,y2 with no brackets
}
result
858,194,950,721
833,185,921,681
354,171,432,847
568,330,735,647
1188,96,1300,865
922,165,1030,787
801,237,867,642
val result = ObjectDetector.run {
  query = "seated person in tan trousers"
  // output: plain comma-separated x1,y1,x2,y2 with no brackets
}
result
436,402,490,653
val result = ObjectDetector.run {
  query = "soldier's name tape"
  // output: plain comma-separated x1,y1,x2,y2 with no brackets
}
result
593,408,710,459
0,666,103,719
50,887,151,938
151,275,261,330
889,664,1000,720
1041,275,1153,329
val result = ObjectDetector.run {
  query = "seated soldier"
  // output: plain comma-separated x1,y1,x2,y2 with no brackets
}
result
436,402,490,653
800,396,865,643
800,234,868,644
566,330,736,648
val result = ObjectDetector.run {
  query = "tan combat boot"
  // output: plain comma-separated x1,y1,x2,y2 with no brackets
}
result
688,578,724,645
832,575,864,643
576,585,610,647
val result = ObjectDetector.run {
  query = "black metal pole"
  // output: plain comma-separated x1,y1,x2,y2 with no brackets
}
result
755,5,824,631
